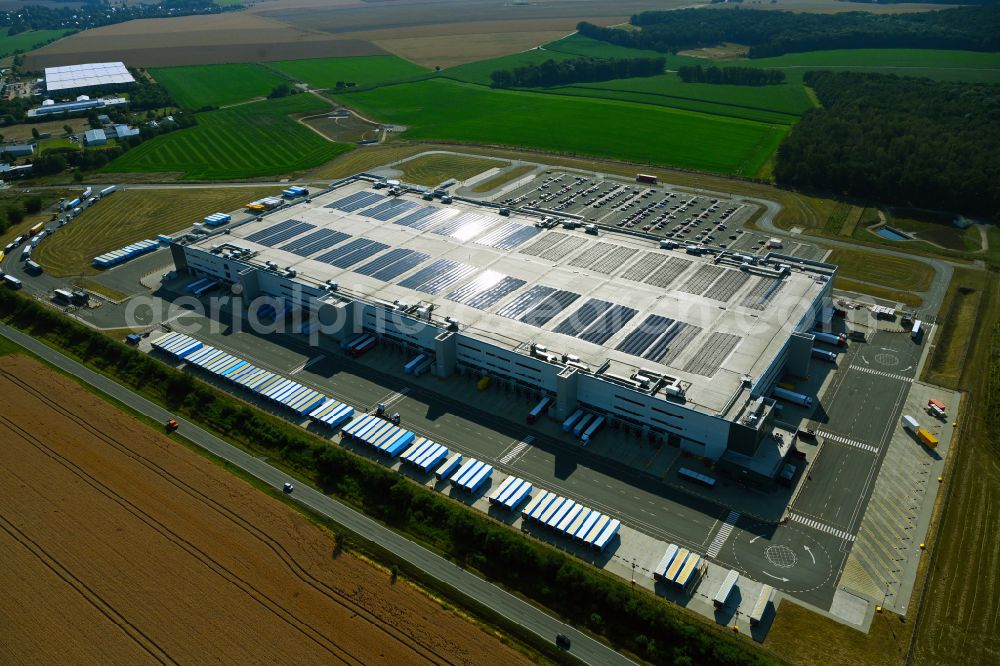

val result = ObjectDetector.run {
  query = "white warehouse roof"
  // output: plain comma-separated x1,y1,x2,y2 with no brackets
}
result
45,62,135,93
188,180,833,414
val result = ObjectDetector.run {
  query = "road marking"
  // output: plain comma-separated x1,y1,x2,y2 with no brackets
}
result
849,365,914,383
789,513,856,541
377,387,410,410
706,510,740,558
290,355,324,374
499,436,535,464
817,430,879,454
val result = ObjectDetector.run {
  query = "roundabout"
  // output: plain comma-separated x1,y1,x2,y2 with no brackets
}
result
731,521,838,594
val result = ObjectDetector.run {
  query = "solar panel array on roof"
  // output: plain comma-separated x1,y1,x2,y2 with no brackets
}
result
703,269,750,302
495,285,580,327
278,228,350,257
45,62,135,92
740,277,786,311
353,248,430,281
683,332,741,376
245,219,314,245
445,271,526,310
362,198,420,221
394,206,459,230
325,190,385,212
472,222,540,250
314,238,389,268
678,264,726,295
567,243,638,275
553,298,638,345
616,315,694,363
397,258,477,295
432,212,498,242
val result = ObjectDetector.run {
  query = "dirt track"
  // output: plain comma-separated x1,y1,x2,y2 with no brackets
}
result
0,354,531,665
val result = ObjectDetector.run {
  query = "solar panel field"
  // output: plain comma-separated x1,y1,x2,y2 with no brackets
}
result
150,63,287,108
103,95,351,180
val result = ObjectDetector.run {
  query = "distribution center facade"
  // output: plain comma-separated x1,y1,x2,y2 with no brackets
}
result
169,176,835,469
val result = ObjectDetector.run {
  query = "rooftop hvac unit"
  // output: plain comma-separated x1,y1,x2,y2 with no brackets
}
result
665,383,685,398
565,354,580,363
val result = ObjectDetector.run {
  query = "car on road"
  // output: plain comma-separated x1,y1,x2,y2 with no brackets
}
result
556,634,571,650
283,482,294,493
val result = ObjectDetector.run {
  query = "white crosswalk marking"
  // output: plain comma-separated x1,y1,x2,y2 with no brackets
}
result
378,387,410,410
817,430,879,454
707,510,740,558
500,436,535,464
789,513,856,541
850,365,913,383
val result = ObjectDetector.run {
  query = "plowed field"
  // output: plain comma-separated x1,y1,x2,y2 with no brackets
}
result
0,354,530,666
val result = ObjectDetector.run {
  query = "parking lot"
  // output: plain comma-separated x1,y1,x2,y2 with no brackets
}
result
494,170,755,245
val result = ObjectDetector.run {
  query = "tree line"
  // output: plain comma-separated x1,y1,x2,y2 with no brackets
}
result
2,0,235,35
677,65,785,86
0,287,773,666
490,56,665,88
576,5,1000,58
774,71,1000,222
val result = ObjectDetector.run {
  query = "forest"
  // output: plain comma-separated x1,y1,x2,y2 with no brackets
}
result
577,5,1000,58
774,72,1000,221
677,65,785,85
489,56,665,88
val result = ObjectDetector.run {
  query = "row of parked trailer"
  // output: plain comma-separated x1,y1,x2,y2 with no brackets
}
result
521,490,621,552
341,413,415,457
400,437,450,473
282,186,309,199
203,212,232,227
653,543,706,592
92,238,159,268
403,353,433,376
448,457,494,493
341,332,377,358
561,408,606,444
488,475,533,511
151,332,334,417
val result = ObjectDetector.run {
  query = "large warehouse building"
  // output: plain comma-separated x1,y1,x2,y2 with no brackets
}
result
44,62,135,95
168,176,835,476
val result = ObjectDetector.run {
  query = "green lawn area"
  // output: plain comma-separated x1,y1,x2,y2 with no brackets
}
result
0,28,73,57
396,153,507,187
268,56,429,90
103,95,351,180
150,63,287,109
828,247,934,292
338,78,786,177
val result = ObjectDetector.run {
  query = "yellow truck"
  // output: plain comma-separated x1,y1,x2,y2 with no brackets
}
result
916,427,939,449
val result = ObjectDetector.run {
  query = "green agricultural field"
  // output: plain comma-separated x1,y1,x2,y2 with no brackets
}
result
545,34,1000,83
544,77,808,124
443,49,580,86
338,78,786,176
268,56,429,90
34,187,276,276
827,247,934,292
103,95,351,180
0,28,72,57
740,48,1000,84
150,63,287,109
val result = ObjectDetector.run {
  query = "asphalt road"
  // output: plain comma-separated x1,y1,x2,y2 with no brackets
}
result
0,322,636,666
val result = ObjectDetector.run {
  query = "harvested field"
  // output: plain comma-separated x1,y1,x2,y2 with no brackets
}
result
341,19,618,69
34,187,276,277
23,13,386,69
396,153,508,187
0,353,532,665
